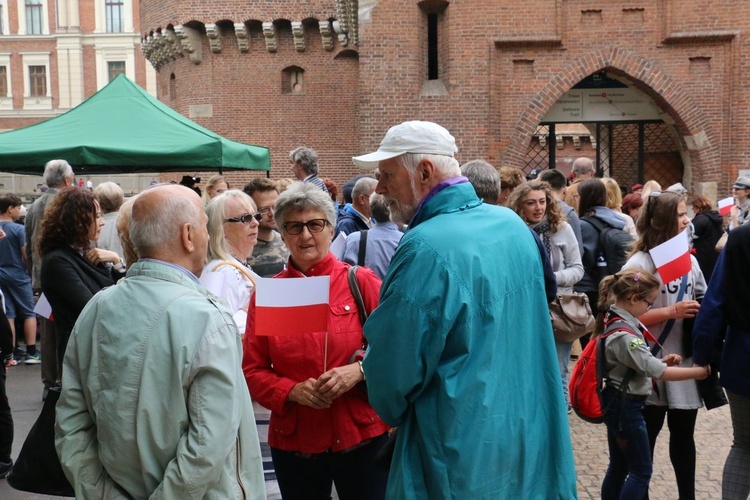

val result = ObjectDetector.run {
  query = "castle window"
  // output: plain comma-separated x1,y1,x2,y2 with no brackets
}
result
25,0,44,34
282,66,304,94
427,13,438,80
29,65,46,96
0,66,7,96
105,0,124,33
107,61,125,82
169,73,176,101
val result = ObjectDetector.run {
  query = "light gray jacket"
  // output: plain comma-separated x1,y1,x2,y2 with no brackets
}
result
56,260,266,499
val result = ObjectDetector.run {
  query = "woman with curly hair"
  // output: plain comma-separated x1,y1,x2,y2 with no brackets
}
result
38,187,125,365
509,180,583,409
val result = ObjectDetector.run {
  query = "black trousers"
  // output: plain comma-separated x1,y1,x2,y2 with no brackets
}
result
271,433,389,500
644,405,698,500
0,311,14,464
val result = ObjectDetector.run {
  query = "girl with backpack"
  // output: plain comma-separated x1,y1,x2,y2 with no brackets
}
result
622,190,707,500
597,269,709,499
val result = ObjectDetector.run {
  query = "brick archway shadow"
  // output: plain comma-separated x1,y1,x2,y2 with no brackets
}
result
501,47,720,178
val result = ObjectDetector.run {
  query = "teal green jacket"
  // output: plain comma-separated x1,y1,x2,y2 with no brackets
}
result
363,182,577,499
56,260,266,499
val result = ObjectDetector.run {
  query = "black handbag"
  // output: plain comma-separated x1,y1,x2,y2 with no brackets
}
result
7,387,75,496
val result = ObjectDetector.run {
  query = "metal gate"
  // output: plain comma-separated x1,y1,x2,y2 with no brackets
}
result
526,121,683,189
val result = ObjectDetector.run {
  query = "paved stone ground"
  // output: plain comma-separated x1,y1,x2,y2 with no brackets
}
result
569,404,732,499
3,363,734,499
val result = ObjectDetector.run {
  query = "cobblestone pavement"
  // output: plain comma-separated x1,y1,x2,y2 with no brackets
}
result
3,364,734,499
569,404,732,499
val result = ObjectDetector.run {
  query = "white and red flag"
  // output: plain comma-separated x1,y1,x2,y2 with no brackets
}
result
255,276,329,337
717,196,734,216
33,293,54,321
649,228,692,284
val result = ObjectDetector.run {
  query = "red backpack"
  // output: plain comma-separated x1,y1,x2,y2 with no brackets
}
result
568,321,635,423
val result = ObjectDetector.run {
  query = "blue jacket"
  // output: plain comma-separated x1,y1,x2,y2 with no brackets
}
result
693,224,750,398
334,204,370,238
363,181,577,499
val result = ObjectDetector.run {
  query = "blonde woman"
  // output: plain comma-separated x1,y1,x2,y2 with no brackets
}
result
200,190,260,334
603,177,637,238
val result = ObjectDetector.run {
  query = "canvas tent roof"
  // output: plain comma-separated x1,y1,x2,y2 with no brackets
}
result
0,75,270,175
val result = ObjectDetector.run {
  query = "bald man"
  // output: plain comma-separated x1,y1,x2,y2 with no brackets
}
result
56,185,265,499
564,157,596,210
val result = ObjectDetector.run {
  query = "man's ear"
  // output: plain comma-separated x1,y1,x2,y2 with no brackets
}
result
418,158,436,184
181,223,195,252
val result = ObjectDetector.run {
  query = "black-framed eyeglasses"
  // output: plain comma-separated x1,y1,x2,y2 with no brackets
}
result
225,213,262,224
258,206,273,215
643,298,655,310
282,219,328,235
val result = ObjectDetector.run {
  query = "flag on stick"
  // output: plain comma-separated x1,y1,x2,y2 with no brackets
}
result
649,228,692,284
33,293,54,321
255,276,329,337
718,196,734,216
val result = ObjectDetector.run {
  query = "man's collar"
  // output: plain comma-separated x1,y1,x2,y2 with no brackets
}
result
408,176,469,226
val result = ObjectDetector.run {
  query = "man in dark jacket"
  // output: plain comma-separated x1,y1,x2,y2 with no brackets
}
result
334,177,377,238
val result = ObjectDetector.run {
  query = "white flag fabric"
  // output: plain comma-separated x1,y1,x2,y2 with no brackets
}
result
255,276,330,336
649,228,691,284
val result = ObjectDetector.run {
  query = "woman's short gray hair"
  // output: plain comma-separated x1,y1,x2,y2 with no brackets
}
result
289,147,319,176
130,193,202,256
205,190,257,262
43,159,74,187
275,182,336,231
397,153,461,178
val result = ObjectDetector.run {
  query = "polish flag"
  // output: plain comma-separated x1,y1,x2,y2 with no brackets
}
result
255,276,329,336
649,228,692,284
33,293,54,321
717,196,734,216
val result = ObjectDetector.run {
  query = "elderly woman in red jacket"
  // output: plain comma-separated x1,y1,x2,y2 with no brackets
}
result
243,182,389,500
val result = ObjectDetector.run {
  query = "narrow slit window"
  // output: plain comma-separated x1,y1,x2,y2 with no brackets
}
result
427,13,438,80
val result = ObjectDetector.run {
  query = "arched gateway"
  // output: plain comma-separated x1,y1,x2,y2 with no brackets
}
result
504,48,719,192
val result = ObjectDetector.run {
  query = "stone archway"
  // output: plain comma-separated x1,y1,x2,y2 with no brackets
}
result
501,47,719,188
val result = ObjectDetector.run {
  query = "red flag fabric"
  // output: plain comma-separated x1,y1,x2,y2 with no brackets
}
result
254,276,329,337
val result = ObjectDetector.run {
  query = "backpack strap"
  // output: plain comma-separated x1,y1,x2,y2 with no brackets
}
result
357,230,368,267
596,320,637,395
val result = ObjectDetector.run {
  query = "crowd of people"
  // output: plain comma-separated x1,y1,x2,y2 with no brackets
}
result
0,121,747,499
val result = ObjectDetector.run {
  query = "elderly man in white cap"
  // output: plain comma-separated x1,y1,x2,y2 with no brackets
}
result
730,175,750,229
355,121,576,499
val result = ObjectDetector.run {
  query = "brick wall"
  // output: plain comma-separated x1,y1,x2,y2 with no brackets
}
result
136,1,750,198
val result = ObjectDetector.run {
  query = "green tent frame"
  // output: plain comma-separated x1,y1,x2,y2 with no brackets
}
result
0,75,270,175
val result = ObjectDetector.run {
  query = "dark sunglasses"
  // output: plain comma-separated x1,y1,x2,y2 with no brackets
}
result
225,213,262,224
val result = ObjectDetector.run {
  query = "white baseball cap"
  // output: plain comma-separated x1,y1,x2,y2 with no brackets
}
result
352,121,458,169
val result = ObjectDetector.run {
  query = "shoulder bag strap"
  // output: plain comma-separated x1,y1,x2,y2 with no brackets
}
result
650,273,688,356
211,261,257,286
357,230,368,267
347,265,368,326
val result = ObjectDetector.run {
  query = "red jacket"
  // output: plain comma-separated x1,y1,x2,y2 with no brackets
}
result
243,253,389,453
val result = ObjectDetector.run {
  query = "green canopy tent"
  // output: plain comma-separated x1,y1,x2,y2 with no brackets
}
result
0,75,270,175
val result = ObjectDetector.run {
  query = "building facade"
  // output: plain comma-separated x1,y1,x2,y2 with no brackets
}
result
0,0,155,194
137,0,750,201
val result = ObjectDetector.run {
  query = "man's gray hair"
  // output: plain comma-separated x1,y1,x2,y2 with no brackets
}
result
369,193,391,223
275,182,336,231
205,190,257,262
460,159,500,203
289,147,319,176
352,177,378,202
397,153,461,178
572,157,594,175
43,159,74,187
93,181,125,213
130,194,202,256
